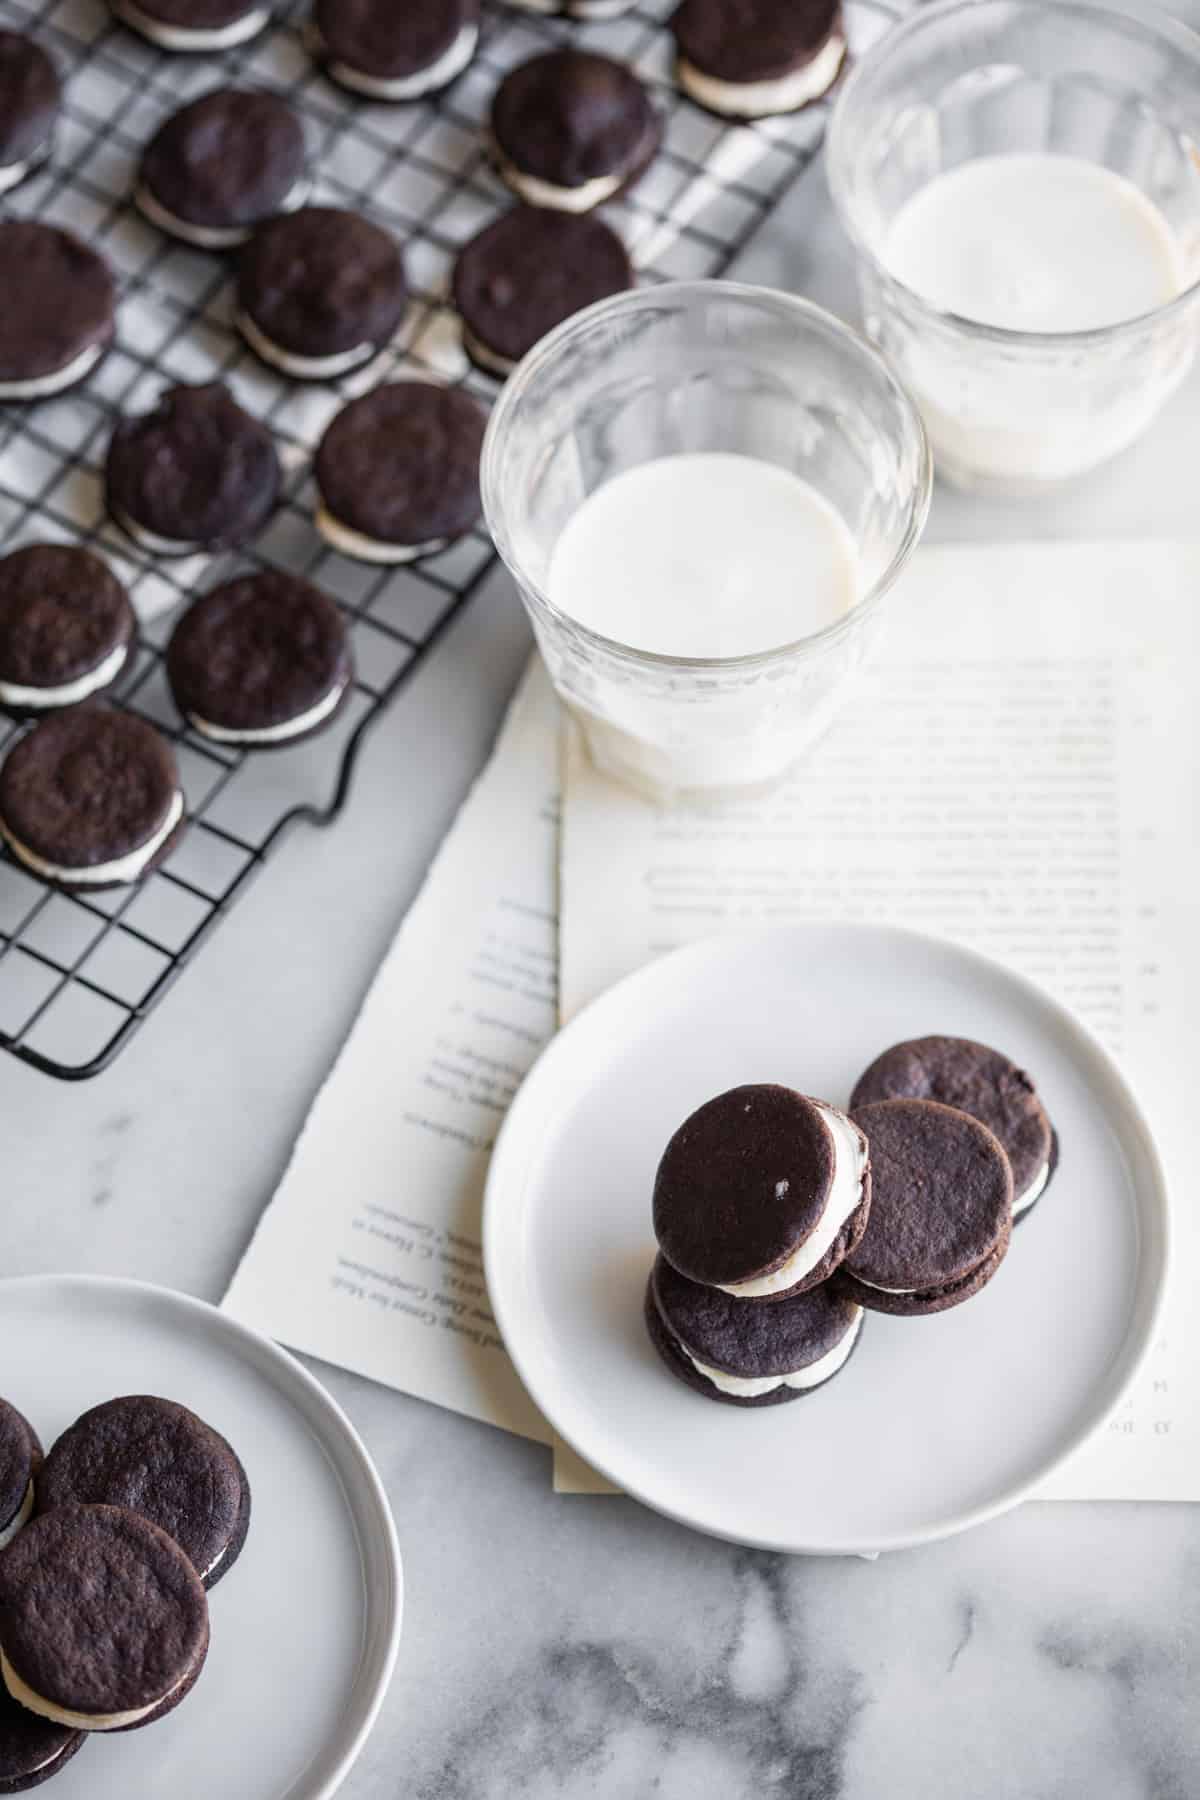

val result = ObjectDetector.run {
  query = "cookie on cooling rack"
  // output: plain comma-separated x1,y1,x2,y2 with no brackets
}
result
0,545,135,716
310,0,479,101
491,49,661,213
0,31,60,196
671,0,846,119
0,224,115,403
137,88,309,250
108,0,270,53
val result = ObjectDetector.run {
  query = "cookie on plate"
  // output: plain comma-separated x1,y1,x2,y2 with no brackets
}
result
453,205,633,376
311,0,479,101
0,1504,209,1732
106,382,280,557
314,380,486,564
652,1084,871,1300
0,33,60,196
671,0,846,119
645,1253,863,1406
167,570,352,747
137,88,309,250
0,1681,83,1794
36,1396,251,1590
0,224,115,403
0,706,184,891
0,546,135,716
0,1403,40,1555
237,207,408,380
851,1034,1057,1221
109,0,270,52
833,1099,1013,1315
491,50,661,212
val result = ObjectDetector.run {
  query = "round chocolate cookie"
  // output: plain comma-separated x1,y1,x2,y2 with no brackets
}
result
0,1403,40,1554
312,0,479,101
672,0,846,119
0,224,115,403
36,1397,250,1590
653,1085,871,1301
646,1253,863,1407
0,33,60,196
314,380,486,563
137,88,308,250
834,1099,1013,1316
851,1035,1056,1221
491,50,661,212
0,705,184,891
109,0,270,53
0,546,134,716
0,1682,83,1795
167,570,352,747
106,382,280,557
237,206,408,380
0,1504,209,1733
453,205,633,377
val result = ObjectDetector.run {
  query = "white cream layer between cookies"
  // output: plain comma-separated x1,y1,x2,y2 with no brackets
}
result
677,33,845,119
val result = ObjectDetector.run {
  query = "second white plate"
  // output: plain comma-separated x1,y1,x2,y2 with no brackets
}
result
484,924,1168,1555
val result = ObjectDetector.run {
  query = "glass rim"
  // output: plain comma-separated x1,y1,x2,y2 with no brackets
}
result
827,0,1200,350
480,280,933,676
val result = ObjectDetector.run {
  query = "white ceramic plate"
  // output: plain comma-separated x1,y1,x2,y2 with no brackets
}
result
0,1276,402,1799
485,925,1169,1555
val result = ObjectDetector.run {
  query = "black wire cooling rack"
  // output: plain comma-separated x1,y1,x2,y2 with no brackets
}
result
0,0,853,1079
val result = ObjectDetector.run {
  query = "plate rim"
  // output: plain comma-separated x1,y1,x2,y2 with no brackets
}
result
0,1271,404,1800
484,921,1172,1555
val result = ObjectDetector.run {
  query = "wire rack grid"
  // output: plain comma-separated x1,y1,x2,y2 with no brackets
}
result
0,0,840,1079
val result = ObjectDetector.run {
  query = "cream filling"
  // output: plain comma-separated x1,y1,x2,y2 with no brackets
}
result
1,1648,190,1732
717,1102,869,1298
1014,1157,1051,1219
0,156,34,195
677,34,845,119
200,1538,228,1581
237,309,376,380
0,641,129,709
189,673,347,744
0,340,103,401
314,503,447,566
111,506,216,558
2,788,183,887
461,323,517,378
0,1481,33,1551
111,0,269,50
685,1306,863,1397
135,175,311,250
327,21,478,100
496,154,624,215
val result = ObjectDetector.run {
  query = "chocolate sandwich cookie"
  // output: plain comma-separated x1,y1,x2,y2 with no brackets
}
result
312,0,479,101
37,1397,250,1591
491,50,661,213
0,1404,40,1555
453,205,633,377
834,1099,1013,1315
167,570,352,747
653,1084,871,1301
0,706,184,891
137,88,308,250
0,547,134,716
0,224,115,403
851,1034,1057,1221
314,380,486,564
0,1683,83,1794
0,33,60,196
672,0,846,119
0,1504,209,1733
109,0,270,53
237,207,408,380
646,1253,863,1406
106,382,280,557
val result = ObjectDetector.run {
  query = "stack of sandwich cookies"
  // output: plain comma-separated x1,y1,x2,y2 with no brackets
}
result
0,33,60,196
0,224,115,402
311,0,479,101
108,0,270,52
0,1406,40,1556
0,548,134,716
137,89,309,250
671,0,846,120
491,50,661,213
833,1100,1013,1315
851,1035,1057,1221
237,207,408,380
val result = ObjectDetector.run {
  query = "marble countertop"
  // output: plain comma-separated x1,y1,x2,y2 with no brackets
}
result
7,69,1200,1800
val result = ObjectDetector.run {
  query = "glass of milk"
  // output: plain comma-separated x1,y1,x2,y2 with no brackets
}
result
482,282,930,800
827,0,1200,494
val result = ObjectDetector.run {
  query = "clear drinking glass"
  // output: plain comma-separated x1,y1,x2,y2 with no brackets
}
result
828,0,1200,495
481,282,930,802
